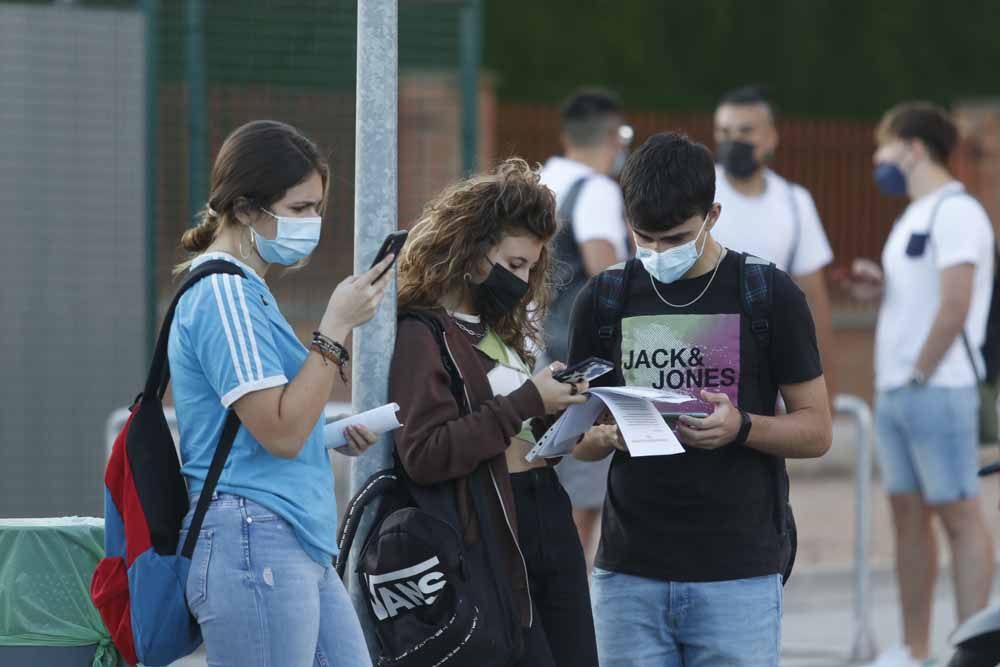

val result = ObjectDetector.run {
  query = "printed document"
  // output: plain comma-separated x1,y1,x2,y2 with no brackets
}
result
526,387,690,461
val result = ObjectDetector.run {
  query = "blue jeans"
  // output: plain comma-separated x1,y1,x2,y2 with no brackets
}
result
180,493,371,667
875,385,980,504
591,568,782,666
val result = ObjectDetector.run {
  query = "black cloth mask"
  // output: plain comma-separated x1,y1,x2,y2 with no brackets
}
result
716,140,760,180
473,261,529,318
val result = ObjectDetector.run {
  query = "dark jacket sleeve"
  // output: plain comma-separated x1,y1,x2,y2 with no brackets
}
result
390,318,546,485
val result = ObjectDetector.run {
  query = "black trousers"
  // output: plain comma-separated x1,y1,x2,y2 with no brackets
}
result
511,467,599,667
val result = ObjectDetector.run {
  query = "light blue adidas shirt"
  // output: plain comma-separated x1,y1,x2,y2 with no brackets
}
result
168,252,337,564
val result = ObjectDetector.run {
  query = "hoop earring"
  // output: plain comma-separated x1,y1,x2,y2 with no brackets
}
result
463,272,472,283
239,227,253,260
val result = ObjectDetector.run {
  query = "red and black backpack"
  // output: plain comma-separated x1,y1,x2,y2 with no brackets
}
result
90,260,244,666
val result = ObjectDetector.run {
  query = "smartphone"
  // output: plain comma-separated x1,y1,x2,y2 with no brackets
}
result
663,412,710,428
553,357,614,384
369,230,409,281
978,462,1000,477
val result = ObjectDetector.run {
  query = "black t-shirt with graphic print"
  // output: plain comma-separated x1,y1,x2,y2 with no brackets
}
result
568,249,822,582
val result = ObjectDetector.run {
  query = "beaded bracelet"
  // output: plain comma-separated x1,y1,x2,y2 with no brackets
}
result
311,332,349,382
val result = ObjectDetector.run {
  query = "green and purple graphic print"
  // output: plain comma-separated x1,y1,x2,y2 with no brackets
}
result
621,313,741,413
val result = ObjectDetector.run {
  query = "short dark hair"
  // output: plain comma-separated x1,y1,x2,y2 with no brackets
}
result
560,88,623,147
620,132,716,233
876,102,958,165
718,84,776,120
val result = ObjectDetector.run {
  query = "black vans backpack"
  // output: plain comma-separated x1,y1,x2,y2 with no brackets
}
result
591,254,798,584
336,313,522,667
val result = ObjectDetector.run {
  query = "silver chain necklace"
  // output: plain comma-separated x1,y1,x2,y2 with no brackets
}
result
648,246,727,309
451,316,484,338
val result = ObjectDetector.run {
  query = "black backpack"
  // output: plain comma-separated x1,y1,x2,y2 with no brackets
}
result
545,176,593,363
589,253,797,584
336,313,523,667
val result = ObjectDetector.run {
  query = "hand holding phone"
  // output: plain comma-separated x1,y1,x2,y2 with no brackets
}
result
552,357,614,384
369,230,409,282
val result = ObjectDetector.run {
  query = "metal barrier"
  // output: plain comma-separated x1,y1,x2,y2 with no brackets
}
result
834,393,878,664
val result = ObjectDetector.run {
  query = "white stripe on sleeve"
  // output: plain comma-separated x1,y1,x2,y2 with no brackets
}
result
210,275,247,386
233,276,265,381
221,274,257,382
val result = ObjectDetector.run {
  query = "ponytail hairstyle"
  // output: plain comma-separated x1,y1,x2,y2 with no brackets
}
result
397,158,557,366
175,120,329,273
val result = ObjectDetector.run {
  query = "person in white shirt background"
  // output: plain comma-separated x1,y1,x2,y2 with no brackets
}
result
539,88,632,570
845,103,996,667
712,85,838,403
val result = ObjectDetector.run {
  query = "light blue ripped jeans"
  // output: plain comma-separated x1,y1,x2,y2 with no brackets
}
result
179,493,371,667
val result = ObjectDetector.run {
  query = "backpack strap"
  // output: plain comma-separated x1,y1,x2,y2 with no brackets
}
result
593,259,638,371
738,253,792,559
784,181,802,274
147,259,246,559
146,259,247,400
180,410,240,558
335,468,400,578
740,253,775,363
557,175,591,227
926,189,993,383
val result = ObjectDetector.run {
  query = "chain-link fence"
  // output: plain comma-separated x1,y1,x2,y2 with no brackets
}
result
1,0,481,518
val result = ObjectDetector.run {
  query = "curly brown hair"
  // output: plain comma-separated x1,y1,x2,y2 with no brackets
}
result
397,158,557,365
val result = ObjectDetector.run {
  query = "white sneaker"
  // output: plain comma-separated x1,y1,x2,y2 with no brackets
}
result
863,646,927,667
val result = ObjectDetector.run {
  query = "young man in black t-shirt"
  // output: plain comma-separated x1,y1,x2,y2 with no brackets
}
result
570,132,832,666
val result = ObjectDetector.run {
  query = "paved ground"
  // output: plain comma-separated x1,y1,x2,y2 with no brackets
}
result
170,419,1000,666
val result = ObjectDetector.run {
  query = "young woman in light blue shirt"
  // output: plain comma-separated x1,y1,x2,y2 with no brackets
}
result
168,120,393,666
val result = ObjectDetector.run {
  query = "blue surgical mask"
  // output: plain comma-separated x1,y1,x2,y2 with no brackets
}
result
873,162,908,197
635,215,710,284
253,209,322,266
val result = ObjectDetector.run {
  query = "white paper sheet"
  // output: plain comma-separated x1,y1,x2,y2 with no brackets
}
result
525,386,690,461
324,403,402,456
595,391,685,458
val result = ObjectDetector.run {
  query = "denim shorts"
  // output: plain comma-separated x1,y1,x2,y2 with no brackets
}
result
875,385,980,505
179,493,371,667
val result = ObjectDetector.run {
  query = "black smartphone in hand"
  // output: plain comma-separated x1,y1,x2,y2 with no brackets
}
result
553,357,614,384
370,230,409,281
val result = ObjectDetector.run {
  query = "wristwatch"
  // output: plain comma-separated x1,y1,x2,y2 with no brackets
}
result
733,410,753,446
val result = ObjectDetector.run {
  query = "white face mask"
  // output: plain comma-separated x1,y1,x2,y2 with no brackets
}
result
253,209,322,266
634,214,710,284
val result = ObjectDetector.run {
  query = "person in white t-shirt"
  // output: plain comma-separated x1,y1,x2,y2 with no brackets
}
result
712,86,837,402
539,88,632,571
846,103,996,667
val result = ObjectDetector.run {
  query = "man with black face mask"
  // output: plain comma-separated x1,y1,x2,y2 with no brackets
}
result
712,85,838,403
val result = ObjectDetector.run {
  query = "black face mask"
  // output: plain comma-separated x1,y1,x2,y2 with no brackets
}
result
473,261,529,318
716,140,760,180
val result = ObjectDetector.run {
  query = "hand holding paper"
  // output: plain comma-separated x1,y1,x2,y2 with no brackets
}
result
325,403,402,456
526,386,690,461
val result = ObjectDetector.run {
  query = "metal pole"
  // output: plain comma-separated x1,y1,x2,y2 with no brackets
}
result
835,393,879,663
143,0,160,362
458,0,481,176
184,0,207,227
349,0,398,650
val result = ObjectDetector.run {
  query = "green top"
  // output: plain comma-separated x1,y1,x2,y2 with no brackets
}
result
477,328,536,444
0,517,118,667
